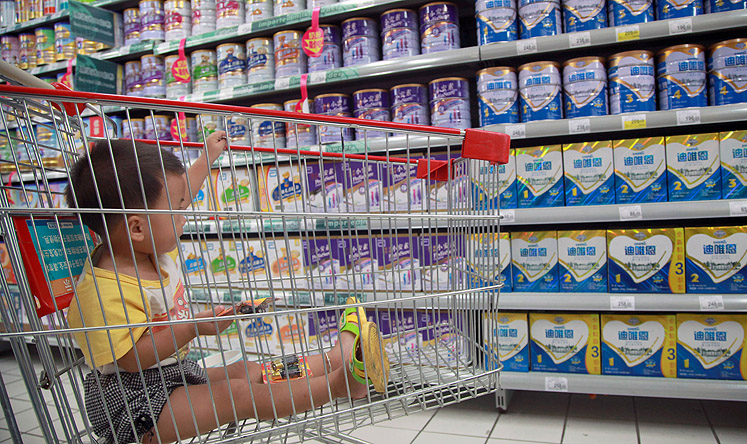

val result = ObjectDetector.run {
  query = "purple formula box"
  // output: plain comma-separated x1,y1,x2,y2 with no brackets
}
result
421,234,465,292
341,160,384,212
303,237,347,290
341,236,376,291
373,234,421,292
305,161,344,213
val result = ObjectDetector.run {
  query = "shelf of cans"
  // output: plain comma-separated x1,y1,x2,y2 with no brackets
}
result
485,312,747,384
0,0,129,32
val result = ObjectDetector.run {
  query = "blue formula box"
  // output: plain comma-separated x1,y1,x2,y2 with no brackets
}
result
685,226,747,294
515,145,565,208
666,133,722,201
720,130,747,199
472,149,517,210
613,137,668,204
484,312,529,371
558,229,608,292
607,228,686,293
602,314,677,377
511,230,559,292
530,313,601,374
677,314,747,380
563,141,615,206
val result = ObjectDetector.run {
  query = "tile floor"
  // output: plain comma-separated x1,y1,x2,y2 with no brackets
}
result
1,350,745,444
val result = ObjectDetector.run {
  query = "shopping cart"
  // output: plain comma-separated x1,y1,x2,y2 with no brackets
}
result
0,68,509,444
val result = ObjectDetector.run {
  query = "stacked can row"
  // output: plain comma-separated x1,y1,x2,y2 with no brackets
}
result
0,23,107,69
2,0,68,27
477,0,747,45
478,39,747,125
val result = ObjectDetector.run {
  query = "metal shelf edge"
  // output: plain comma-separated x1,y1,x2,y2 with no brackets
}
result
497,293,747,312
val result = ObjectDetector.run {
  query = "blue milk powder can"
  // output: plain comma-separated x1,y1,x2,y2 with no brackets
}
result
708,38,747,106
705,0,746,12
429,77,472,129
563,56,608,118
519,61,563,122
476,0,518,44
519,0,562,39
608,0,654,25
608,50,656,114
391,84,430,125
477,67,520,125
657,44,707,110
656,0,703,19
562,0,607,32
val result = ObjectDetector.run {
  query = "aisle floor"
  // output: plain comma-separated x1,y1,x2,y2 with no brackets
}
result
0,351,745,444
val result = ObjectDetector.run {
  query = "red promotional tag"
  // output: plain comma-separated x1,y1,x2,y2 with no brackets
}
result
302,8,323,58
295,74,309,113
59,59,74,89
172,38,191,83
170,113,188,140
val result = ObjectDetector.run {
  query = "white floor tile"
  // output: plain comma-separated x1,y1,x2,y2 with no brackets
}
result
491,412,565,444
6,380,34,400
702,400,747,427
488,440,555,444
562,417,638,444
377,409,436,431
350,425,419,444
635,397,708,425
638,422,717,444
0,429,11,442
413,431,487,444
713,426,747,444
567,395,635,421
423,403,499,437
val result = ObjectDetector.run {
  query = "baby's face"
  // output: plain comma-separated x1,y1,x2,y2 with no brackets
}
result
145,173,189,254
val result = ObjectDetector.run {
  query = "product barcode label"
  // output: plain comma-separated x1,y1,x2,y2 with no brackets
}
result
505,124,526,139
622,114,647,130
610,295,635,311
699,295,725,311
729,200,747,216
517,38,538,55
568,119,591,134
619,205,643,221
616,25,640,42
545,377,568,392
669,18,693,35
501,210,516,224
274,77,291,90
676,109,701,126
569,31,591,48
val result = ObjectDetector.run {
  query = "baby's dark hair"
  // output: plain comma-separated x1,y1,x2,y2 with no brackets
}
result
66,139,185,236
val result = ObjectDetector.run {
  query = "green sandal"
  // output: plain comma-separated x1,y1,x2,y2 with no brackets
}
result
350,321,390,393
339,296,367,338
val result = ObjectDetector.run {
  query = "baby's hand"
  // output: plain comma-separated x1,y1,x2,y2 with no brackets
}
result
195,306,233,336
205,130,227,163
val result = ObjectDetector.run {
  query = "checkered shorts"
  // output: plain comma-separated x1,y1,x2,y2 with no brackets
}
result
83,360,208,444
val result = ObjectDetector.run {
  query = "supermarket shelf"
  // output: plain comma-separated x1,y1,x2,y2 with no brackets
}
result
479,10,747,62
186,47,481,103
25,41,158,77
499,372,747,402
499,199,747,226
483,104,747,142
0,0,129,34
497,293,747,312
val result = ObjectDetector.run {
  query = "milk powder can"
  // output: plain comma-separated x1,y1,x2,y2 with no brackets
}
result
246,37,275,83
608,0,654,26
1,35,19,66
141,54,166,98
124,8,141,46
246,0,272,23
705,0,746,12
35,27,55,66
251,103,287,148
519,61,563,122
563,56,608,118
54,22,75,61
476,0,518,44
519,0,562,39
165,0,192,41
708,38,747,106
217,43,247,89
191,49,218,92
353,89,391,139
217,0,245,29
165,54,191,99
608,50,656,114
381,9,420,59
122,118,145,139
125,60,145,97
656,0,703,19
429,77,472,129
274,30,306,78
391,83,430,125
342,17,380,66
477,67,520,125
562,0,606,32
419,2,461,54
308,24,342,73
18,33,36,70
139,0,166,40
657,44,707,110
144,115,172,140
314,94,355,143
284,99,317,147
192,0,217,35
274,0,304,16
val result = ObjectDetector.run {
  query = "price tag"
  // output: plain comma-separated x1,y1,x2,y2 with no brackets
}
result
274,77,291,90
545,377,568,392
622,114,647,130
238,23,253,35
699,295,725,311
669,18,693,35
517,38,538,55
500,209,515,223
568,31,591,48
616,25,640,42
506,124,526,139
610,295,635,310
676,109,701,126
619,205,643,221
568,119,591,134
729,200,747,216
309,71,327,84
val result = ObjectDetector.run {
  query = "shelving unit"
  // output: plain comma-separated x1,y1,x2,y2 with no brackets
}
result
497,293,747,312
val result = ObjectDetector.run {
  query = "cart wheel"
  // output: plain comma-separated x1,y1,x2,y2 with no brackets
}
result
360,321,389,393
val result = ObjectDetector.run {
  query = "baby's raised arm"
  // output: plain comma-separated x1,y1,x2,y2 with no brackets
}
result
186,130,227,201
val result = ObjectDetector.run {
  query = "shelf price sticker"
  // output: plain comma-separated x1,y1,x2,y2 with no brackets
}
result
729,200,747,216
699,295,725,311
500,209,515,224
568,31,591,48
610,295,635,310
619,205,643,221
616,25,640,42
517,38,538,55
568,118,591,134
545,377,568,392
275,77,292,90
505,124,526,139
622,114,647,130
676,109,701,126
669,18,693,35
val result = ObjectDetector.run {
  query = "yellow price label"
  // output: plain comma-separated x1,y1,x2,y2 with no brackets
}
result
622,114,647,130
616,25,640,42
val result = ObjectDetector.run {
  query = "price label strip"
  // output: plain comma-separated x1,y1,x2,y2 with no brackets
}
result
622,114,647,130
676,109,701,126
505,124,526,139
669,18,693,35
545,377,568,392
500,209,515,224
569,31,591,48
610,295,635,311
517,38,538,55
616,25,640,42
619,205,643,221
699,295,725,311
568,119,591,134
729,200,747,216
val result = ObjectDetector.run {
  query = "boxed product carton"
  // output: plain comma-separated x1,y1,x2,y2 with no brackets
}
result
233,239,270,288
179,240,211,286
266,238,304,289
338,236,375,291
303,237,347,290
341,160,384,212
719,130,747,199
190,181,213,214
257,164,304,212
530,313,601,374
563,141,615,206
607,228,686,293
472,150,517,210
0,242,17,285
677,314,747,380
511,231,559,292
213,167,257,212
306,161,345,213
421,233,463,292
601,314,677,377
614,137,668,204
515,145,565,208
666,133,721,201
558,230,608,292
685,226,747,294
373,234,421,292
484,312,529,372
382,161,424,212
